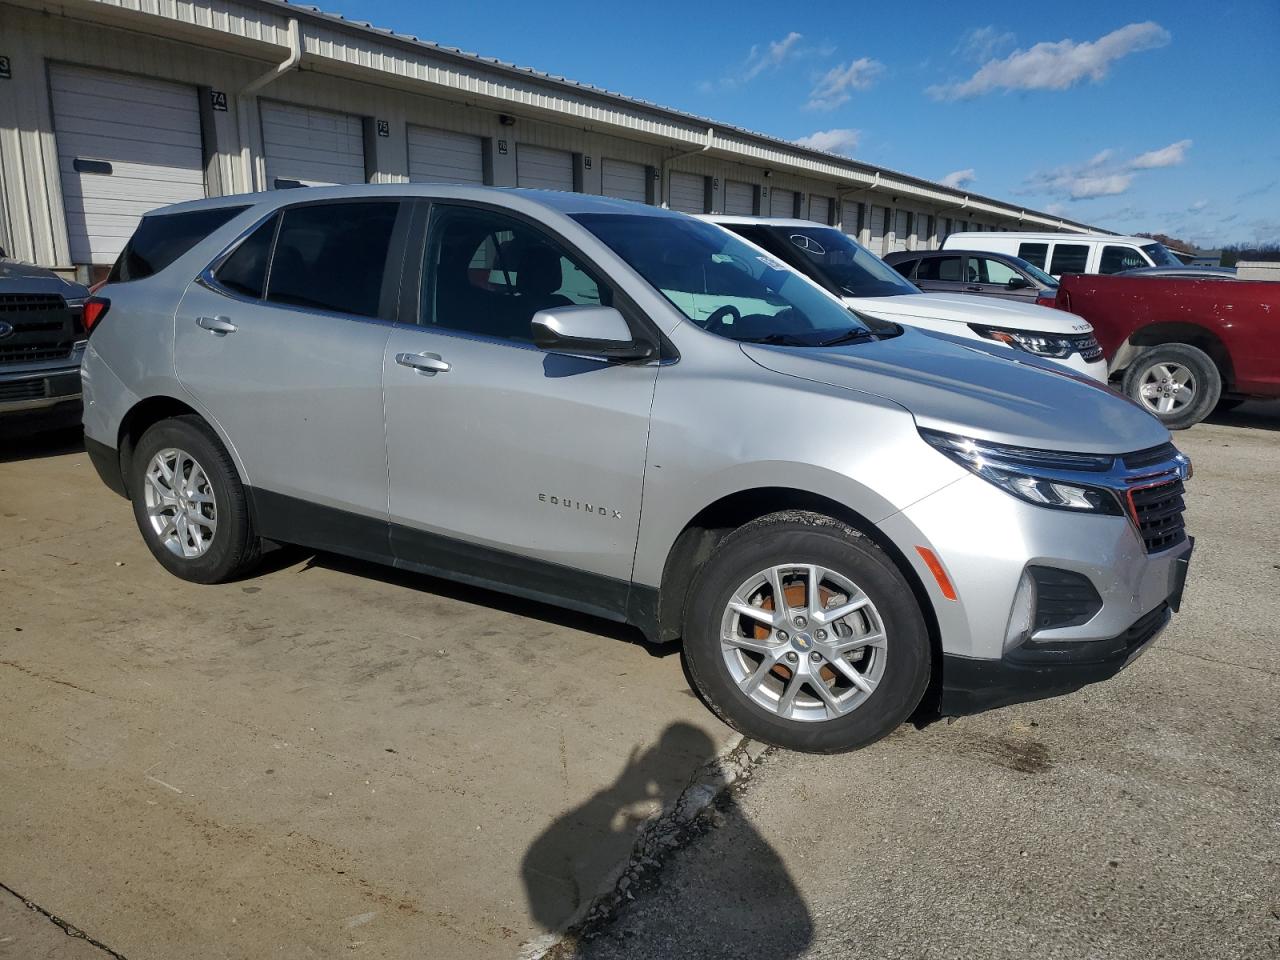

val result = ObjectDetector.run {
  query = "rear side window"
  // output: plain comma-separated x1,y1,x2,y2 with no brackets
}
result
1049,244,1089,275
214,215,278,299
1100,245,1147,274
890,258,918,278
110,206,248,282
917,256,963,281
1017,242,1049,269
266,201,399,318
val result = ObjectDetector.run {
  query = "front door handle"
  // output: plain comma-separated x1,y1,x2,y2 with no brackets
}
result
196,315,237,335
396,352,450,375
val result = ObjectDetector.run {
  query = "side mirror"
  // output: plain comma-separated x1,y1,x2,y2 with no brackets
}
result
1006,275,1032,290
531,305,654,361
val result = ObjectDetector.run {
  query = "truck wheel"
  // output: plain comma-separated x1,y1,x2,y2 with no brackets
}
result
1121,343,1221,430
130,415,261,584
682,511,931,754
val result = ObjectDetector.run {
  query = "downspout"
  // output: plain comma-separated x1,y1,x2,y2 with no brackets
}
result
237,17,302,193
660,127,713,208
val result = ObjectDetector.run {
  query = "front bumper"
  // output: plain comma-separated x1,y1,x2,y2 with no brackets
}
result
0,366,82,414
1060,353,1109,383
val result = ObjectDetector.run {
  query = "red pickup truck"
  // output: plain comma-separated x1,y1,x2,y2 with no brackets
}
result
1056,274,1280,428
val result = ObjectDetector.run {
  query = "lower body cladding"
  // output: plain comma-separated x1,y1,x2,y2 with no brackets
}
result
881,472,1193,716
0,365,83,434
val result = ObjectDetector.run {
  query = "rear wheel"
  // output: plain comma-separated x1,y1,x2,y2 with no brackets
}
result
130,415,260,583
682,512,931,754
1121,343,1221,430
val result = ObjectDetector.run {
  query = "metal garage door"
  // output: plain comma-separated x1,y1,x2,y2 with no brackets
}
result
725,180,755,216
668,172,705,213
407,126,484,184
868,206,887,254
601,159,647,202
916,213,934,249
517,144,574,191
770,188,797,218
808,195,832,224
890,210,911,252
261,102,365,189
49,64,206,265
840,200,863,238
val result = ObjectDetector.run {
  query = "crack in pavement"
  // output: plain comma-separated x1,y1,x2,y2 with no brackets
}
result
1163,646,1280,677
0,881,129,959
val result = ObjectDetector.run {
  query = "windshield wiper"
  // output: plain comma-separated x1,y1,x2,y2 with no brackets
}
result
817,329,875,347
736,333,813,346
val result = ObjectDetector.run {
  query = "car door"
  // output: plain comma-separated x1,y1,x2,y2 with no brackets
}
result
174,198,408,555
968,256,1038,301
381,202,660,620
914,254,967,294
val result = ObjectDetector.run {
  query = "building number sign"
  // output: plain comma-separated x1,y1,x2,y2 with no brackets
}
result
0,56,11,80
209,90,228,111
377,119,390,137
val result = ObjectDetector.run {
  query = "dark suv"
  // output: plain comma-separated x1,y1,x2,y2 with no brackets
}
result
0,255,90,435
885,249,1058,308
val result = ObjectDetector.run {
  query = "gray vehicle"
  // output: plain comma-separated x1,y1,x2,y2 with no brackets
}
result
81,185,1193,753
884,249,1058,306
0,256,90,434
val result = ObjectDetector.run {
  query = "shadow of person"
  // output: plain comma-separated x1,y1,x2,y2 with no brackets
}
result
522,723,813,958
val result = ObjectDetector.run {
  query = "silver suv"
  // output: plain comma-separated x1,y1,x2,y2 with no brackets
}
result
82,185,1194,753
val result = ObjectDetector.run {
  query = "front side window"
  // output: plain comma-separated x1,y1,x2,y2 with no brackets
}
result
890,258,918,278
1049,244,1089,275
1017,242,1049,269
1100,245,1149,274
423,206,608,343
266,201,399,318
575,213,874,347
1140,242,1183,267
917,256,963,282
110,206,248,282
974,257,1020,285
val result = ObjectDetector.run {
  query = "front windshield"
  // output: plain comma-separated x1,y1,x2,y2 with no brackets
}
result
1010,255,1058,288
573,213,873,346
1141,242,1183,267
775,226,919,298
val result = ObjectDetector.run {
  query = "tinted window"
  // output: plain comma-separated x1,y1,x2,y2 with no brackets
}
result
214,214,278,299
891,258,918,278
917,256,963,282
1140,242,1183,267
1100,245,1149,274
1049,244,1089,275
1018,242,1049,269
266,202,399,318
734,224,917,298
109,206,247,282
424,206,608,343
575,213,874,347
975,257,1020,284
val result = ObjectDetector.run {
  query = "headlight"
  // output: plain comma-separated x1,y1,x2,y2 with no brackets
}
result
921,429,1123,515
970,324,1074,358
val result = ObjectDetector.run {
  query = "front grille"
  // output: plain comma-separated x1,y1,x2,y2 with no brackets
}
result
0,293,78,366
1068,332,1103,361
1123,443,1179,470
1128,477,1187,553
0,378,47,402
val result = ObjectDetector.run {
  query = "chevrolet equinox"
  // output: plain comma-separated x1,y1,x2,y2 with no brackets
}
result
81,186,1193,753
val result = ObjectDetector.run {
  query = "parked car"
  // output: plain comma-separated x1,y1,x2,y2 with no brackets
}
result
83,185,1192,754
1057,272,1280,428
705,216,1106,381
0,256,91,435
884,249,1058,307
941,231,1185,278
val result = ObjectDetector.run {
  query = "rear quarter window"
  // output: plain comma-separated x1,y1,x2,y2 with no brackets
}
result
1017,243,1049,269
109,206,248,282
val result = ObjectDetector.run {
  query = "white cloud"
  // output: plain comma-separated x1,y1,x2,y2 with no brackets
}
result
941,168,976,188
954,26,1015,63
1130,139,1192,169
928,21,1170,101
794,128,862,156
1065,174,1134,199
712,32,804,88
1188,199,1208,212
806,58,885,110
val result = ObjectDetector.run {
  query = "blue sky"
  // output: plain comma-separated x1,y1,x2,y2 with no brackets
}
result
325,0,1278,248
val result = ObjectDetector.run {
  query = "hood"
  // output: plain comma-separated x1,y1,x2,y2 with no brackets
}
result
741,326,1168,454
0,259,90,301
848,291,1090,335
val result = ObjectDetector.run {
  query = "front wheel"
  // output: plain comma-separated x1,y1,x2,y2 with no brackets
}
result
682,512,931,754
1121,343,1221,430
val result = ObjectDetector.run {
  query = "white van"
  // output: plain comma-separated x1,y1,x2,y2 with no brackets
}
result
707,217,1108,381
941,231,1185,278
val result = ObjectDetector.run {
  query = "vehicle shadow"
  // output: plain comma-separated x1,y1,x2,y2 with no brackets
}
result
296,549,672,657
521,722,814,957
0,425,85,463
1203,400,1280,432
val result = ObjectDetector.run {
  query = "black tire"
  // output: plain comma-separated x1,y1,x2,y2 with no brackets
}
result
682,511,931,754
1121,343,1221,430
130,415,260,584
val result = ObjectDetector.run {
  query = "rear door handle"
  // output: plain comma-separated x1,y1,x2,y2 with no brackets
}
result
196,315,237,335
396,352,450,375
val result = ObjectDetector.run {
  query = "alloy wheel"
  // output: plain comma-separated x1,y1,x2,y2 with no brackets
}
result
1138,362,1196,415
143,447,218,559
